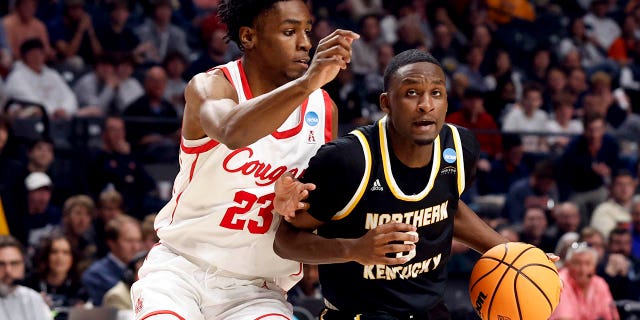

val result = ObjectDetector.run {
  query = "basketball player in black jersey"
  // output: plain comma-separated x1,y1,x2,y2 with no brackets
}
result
272,50,513,319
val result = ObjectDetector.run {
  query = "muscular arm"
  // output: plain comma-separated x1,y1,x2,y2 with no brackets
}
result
274,213,416,265
182,29,356,148
453,200,508,254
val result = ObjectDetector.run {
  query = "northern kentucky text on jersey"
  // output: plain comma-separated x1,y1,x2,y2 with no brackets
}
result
363,253,442,280
364,200,449,229
222,147,304,186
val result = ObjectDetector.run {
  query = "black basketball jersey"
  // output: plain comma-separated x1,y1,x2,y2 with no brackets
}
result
301,117,479,315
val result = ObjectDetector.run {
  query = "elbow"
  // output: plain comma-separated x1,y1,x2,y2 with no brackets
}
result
273,227,294,260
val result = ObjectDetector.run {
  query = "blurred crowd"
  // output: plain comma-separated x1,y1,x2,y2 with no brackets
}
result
0,0,639,319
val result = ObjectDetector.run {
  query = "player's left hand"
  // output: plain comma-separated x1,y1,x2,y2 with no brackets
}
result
274,173,316,219
546,253,559,263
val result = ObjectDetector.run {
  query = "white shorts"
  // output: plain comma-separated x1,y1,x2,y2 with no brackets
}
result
131,243,294,320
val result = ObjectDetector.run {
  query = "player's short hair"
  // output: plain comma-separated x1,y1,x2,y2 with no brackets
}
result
383,49,444,91
217,0,289,51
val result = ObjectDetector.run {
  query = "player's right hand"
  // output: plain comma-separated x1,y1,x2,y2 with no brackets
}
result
349,223,418,266
274,173,316,219
303,29,359,90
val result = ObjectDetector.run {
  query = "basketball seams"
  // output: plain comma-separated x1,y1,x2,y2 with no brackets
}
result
486,244,536,320
469,244,509,293
515,263,558,312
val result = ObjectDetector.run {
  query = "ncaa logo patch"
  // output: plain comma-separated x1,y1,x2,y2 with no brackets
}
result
305,111,319,126
443,148,457,163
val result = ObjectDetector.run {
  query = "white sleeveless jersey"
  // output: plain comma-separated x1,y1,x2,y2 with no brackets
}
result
155,60,333,286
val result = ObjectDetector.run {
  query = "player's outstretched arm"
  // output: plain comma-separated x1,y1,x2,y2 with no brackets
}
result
274,214,418,265
187,29,358,149
453,200,508,254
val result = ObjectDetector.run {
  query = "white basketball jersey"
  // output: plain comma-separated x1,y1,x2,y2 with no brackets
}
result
155,60,333,288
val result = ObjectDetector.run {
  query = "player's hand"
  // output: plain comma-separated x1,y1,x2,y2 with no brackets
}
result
274,173,315,219
349,223,418,266
546,253,559,263
303,29,359,90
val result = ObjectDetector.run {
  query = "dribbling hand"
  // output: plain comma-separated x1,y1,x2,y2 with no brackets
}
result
274,173,315,220
303,29,359,90
349,223,419,266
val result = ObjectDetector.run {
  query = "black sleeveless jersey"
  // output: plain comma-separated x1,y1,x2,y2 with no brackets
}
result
301,117,479,315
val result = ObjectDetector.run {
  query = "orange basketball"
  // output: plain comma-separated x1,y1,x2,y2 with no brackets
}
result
468,242,561,320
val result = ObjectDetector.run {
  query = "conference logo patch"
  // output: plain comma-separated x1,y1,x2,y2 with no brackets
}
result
443,148,457,163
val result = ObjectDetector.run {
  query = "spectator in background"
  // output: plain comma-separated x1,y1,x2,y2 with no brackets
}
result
102,249,148,314
350,14,382,77
392,15,427,54
501,83,549,153
543,68,568,112
162,51,188,115
557,17,608,70
123,66,180,161
135,0,190,65
430,23,461,75
597,228,640,301
47,0,103,70
590,170,637,239
0,235,52,320
583,0,622,53
525,48,552,87
82,214,141,306
88,116,158,219
545,94,583,154
550,241,619,320
94,189,125,258
112,53,144,113
454,45,489,92
583,71,629,129
566,67,589,112
503,160,559,225
580,227,607,263
26,138,53,174
25,234,88,320
446,88,502,159
95,0,144,61
183,28,230,81
23,172,61,253
547,202,582,245
2,0,52,60
60,195,97,274
72,53,119,115
518,206,556,253
559,113,621,222
476,134,530,195
4,39,78,119
554,232,580,269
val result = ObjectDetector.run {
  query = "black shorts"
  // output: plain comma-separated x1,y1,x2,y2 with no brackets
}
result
319,301,452,320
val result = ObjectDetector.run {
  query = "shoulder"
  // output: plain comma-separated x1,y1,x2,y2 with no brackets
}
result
185,69,235,101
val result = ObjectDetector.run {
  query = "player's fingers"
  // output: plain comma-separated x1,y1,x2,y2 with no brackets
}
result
319,29,359,46
314,46,351,64
376,256,412,266
382,243,415,254
376,222,417,233
378,231,418,245
546,253,559,262
297,201,310,211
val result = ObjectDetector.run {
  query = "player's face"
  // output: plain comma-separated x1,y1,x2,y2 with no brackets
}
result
381,62,447,146
250,1,312,83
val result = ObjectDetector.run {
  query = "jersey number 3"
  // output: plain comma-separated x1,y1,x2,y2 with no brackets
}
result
219,191,274,234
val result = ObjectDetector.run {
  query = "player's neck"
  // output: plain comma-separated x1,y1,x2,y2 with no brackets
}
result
387,132,433,168
241,56,285,97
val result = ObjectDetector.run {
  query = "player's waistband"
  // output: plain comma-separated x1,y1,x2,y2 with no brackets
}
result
320,300,450,320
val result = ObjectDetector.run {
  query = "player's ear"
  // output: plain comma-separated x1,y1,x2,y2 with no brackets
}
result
380,92,391,114
239,26,256,50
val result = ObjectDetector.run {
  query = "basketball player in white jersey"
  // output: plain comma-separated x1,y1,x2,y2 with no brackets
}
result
130,1,359,319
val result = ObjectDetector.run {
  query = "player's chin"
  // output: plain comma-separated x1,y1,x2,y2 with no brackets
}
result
414,137,435,146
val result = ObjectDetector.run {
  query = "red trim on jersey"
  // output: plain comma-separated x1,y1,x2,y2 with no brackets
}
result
322,90,333,142
189,153,199,180
180,139,219,154
169,192,183,225
220,66,234,87
237,59,254,100
290,262,303,276
255,313,291,320
139,310,186,320
271,99,309,139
